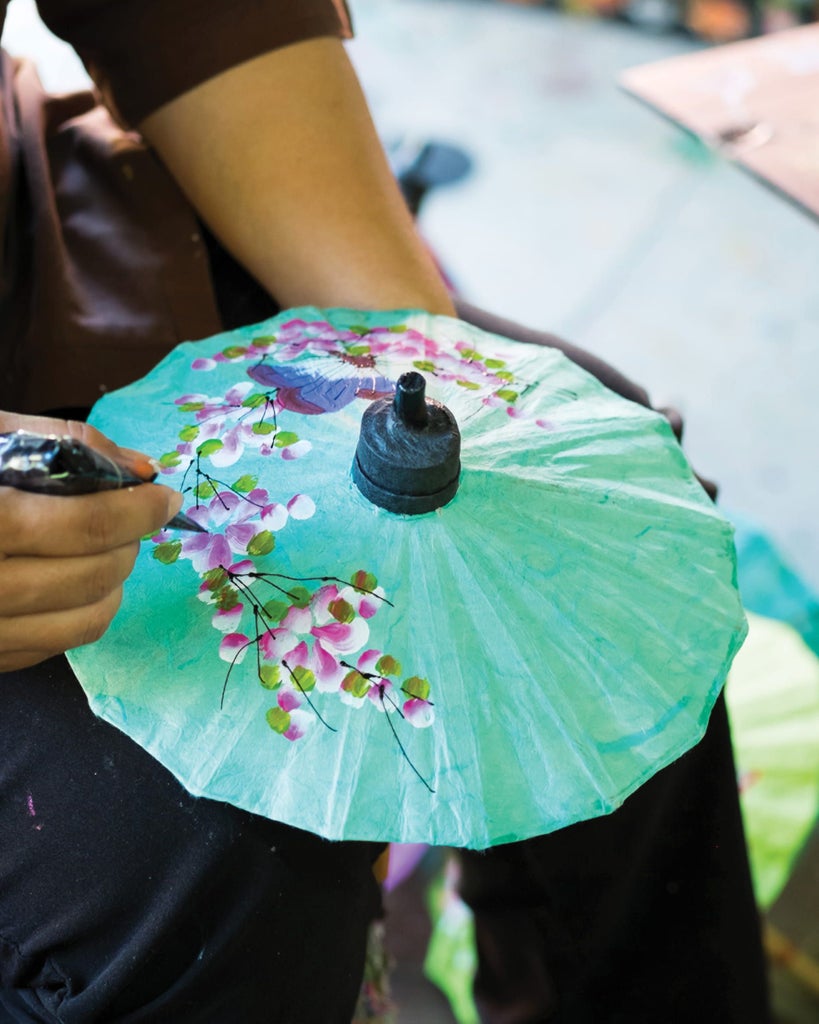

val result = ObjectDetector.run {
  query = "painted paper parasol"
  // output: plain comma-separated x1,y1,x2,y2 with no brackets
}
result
67,307,746,848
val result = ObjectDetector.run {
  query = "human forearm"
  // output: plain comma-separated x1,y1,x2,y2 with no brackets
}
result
140,37,455,316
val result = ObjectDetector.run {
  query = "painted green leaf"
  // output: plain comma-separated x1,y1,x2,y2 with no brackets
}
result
485,358,506,369
178,425,199,442
376,654,401,677
203,567,229,591
351,570,377,593
242,393,268,408
347,344,372,356
247,531,275,557
266,706,291,734
195,480,218,499
251,421,276,435
328,598,355,624
215,586,240,611
273,431,299,448
262,599,290,623
159,451,182,468
232,474,258,493
413,360,436,373
259,664,281,690
251,335,276,347
388,324,408,333
459,347,483,361
349,325,370,335
152,540,182,565
496,371,514,382
495,389,518,404
197,438,224,458
342,670,371,699
177,401,205,413
291,666,316,693
221,345,248,358
287,586,312,609
456,379,481,391
402,676,430,701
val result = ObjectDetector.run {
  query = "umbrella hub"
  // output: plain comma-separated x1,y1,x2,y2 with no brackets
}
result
352,371,461,514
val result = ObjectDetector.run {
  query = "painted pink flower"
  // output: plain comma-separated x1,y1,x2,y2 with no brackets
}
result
403,697,435,728
218,632,252,664
256,582,373,696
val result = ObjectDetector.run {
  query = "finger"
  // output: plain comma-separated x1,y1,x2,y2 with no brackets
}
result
0,413,159,481
0,650,56,672
113,447,162,481
0,484,184,558
657,406,684,443
0,543,140,616
0,586,124,659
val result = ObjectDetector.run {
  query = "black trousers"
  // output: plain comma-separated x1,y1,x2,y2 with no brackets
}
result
1,243,769,1021
0,656,383,1023
458,694,770,1023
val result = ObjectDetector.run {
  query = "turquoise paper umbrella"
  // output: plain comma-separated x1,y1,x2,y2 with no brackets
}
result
67,307,746,848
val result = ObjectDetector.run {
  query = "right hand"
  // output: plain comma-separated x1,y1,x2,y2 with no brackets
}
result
0,412,183,671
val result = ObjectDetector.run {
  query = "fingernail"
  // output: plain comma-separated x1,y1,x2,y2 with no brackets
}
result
122,452,160,481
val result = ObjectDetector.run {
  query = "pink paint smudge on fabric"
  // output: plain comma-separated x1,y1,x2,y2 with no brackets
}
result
26,792,43,831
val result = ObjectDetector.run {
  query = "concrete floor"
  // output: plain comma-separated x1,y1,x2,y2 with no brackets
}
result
5,2,817,1020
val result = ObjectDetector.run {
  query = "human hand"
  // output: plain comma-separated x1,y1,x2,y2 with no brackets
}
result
0,412,183,671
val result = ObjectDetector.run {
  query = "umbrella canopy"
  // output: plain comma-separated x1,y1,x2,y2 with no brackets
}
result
67,307,747,848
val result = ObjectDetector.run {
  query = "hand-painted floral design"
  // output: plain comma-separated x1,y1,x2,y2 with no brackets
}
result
185,316,548,423
213,569,435,755
148,369,435,779
156,381,310,474
152,487,315,576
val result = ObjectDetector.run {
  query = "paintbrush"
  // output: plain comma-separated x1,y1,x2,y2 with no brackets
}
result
0,430,205,533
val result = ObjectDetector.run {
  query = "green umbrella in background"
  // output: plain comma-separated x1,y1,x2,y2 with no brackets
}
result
68,307,746,848
726,611,819,908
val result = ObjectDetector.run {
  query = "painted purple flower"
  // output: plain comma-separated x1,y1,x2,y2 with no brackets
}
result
178,489,315,574
181,491,266,572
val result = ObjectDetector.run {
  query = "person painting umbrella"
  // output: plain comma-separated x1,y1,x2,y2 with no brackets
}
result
0,2,769,1021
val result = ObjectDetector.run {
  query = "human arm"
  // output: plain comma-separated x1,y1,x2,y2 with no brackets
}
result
139,36,456,316
0,412,184,670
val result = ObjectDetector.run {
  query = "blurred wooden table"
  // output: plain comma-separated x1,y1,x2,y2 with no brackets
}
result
621,24,819,222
